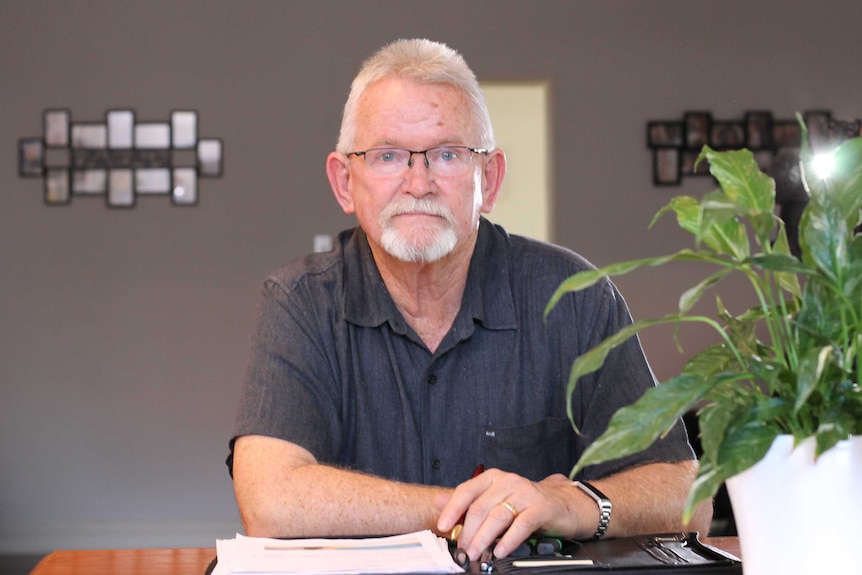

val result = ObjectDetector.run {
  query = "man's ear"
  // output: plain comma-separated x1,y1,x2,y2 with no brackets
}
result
480,148,507,214
326,152,355,214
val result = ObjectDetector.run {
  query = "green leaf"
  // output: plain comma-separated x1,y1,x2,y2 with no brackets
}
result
651,195,699,231
814,416,852,456
698,195,751,259
697,393,748,464
799,198,850,285
769,222,804,299
698,146,776,246
564,315,684,425
810,137,862,230
680,344,739,380
749,252,814,275
794,279,846,349
843,235,862,301
654,192,751,259
544,249,723,318
678,268,733,315
795,346,834,413
570,374,720,478
683,421,778,522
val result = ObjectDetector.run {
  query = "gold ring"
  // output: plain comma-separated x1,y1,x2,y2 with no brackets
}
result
501,500,518,518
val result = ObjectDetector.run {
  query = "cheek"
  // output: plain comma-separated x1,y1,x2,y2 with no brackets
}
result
473,170,485,211
351,184,390,228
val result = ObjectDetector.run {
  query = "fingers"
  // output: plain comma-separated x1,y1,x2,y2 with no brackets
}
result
438,468,505,531
436,469,543,560
466,499,535,559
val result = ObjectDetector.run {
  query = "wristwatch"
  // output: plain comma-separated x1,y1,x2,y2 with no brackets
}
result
573,480,612,539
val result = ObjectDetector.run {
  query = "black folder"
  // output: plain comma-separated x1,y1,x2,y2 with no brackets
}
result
492,533,741,575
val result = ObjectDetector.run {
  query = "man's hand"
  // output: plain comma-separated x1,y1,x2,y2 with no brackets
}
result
435,470,588,560
435,461,713,560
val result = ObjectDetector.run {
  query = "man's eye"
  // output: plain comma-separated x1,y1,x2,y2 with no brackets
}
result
376,150,400,163
439,149,458,162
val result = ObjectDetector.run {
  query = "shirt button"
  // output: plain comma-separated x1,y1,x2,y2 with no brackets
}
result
427,374,437,385
431,458,442,470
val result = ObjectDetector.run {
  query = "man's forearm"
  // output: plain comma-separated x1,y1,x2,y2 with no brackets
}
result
233,435,450,538
247,464,449,537
590,460,713,537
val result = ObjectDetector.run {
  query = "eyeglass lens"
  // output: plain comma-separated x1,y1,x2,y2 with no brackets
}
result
360,146,477,177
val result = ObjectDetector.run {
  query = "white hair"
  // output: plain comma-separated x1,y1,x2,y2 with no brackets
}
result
335,39,495,153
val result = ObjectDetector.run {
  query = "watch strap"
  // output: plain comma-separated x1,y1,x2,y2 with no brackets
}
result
573,480,612,539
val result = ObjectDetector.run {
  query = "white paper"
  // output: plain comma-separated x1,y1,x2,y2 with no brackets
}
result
214,530,463,575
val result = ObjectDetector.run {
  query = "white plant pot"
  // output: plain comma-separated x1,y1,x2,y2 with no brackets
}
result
726,434,862,575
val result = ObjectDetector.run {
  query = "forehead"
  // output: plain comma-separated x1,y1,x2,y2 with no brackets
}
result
354,77,476,147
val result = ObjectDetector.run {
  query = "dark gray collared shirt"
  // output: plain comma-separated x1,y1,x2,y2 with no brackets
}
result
230,219,693,486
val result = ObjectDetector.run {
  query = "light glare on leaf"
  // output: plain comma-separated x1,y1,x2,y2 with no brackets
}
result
811,151,836,180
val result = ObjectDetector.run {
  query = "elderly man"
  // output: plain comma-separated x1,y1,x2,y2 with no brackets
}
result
229,38,711,561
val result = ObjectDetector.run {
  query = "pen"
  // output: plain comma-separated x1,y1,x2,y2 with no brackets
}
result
511,559,594,568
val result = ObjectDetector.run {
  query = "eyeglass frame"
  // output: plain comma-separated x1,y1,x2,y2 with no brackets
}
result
344,145,489,176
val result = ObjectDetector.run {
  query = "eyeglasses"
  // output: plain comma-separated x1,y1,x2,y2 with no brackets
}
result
346,145,488,177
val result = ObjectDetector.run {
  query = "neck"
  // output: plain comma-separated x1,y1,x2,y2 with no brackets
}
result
370,233,476,352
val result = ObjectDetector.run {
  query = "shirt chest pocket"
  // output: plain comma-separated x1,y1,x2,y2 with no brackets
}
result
481,417,575,481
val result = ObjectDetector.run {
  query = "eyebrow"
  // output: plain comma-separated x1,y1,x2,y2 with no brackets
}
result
364,140,465,149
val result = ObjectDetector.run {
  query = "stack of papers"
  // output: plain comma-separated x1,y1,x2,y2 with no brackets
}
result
213,530,464,575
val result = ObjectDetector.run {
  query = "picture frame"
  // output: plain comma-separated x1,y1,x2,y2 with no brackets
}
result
172,168,198,205
107,109,135,149
44,109,70,147
18,107,224,208
647,121,684,148
772,120,803,149
653,148,681,185
684,112,711,150
71,123,108,149
135,123,171,149
171,110,197,149
744,111,774,150
135,168,171,194
107,169,135,208
197,139,223,177
72,169,107,194
19,139,44,177
710,121,746,150
44,169,71,205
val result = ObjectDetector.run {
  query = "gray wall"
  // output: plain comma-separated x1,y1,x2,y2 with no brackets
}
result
2,0,860,553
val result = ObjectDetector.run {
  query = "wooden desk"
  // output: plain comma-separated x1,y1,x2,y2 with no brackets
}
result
30,548,217,575
30,538,741,575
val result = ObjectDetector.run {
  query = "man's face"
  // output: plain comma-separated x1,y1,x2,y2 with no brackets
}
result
338,77,493,263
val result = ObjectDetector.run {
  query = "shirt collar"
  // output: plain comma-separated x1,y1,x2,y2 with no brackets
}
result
342,218,517,332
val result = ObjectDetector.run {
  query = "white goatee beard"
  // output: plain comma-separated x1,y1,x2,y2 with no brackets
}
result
378,198,458,263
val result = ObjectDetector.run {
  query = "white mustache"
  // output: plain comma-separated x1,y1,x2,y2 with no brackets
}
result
379,198,456,227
